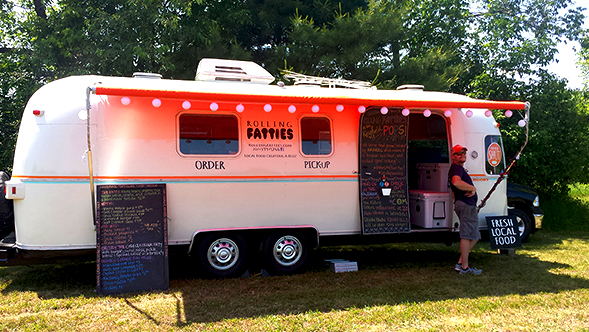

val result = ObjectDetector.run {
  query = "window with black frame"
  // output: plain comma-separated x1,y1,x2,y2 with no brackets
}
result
179,114,239,155
300,117,332,155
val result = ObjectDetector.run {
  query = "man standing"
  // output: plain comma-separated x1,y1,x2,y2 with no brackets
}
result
449,145,482,275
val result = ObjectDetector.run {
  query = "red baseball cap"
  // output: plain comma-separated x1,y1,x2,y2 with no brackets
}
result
452,145,467,154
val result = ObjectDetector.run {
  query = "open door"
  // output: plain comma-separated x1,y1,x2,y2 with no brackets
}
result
359,107,410,234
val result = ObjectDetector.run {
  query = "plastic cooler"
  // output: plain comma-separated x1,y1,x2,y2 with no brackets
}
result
409,190,452,228
416,163,451,192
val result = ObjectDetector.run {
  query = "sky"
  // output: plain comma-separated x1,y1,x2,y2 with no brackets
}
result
548,39,585,89
546,0,588,89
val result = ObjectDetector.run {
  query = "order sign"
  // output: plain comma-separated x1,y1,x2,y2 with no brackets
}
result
487,142,502,167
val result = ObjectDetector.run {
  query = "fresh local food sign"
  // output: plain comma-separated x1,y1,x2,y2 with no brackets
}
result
485,215,522,250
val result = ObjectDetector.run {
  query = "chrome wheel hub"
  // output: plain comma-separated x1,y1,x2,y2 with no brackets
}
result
273,236,302,266
208,238,239,270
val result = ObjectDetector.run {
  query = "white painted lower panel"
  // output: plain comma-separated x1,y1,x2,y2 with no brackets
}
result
13,179,361,250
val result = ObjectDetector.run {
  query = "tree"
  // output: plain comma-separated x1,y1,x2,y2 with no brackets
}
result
276,1,407,82
579,31,589,88
0,1,42,172
273,0,470,91
464,0,585,93
0,0,587,195
462,0,588,194
490,73,589,194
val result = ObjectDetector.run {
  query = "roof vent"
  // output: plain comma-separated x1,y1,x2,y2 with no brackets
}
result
132,72,163,79
396,84,424,90
195,58,275,84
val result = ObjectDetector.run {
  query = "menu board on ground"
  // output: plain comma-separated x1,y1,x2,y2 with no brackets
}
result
486,215,522,250
96,184,168,295
360,108,410,234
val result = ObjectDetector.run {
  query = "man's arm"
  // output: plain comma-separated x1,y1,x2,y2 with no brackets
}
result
451,175,476,197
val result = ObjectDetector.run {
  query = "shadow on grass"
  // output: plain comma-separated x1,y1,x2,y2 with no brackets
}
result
0,261,97,298
1,232,589,325
175,233,589,323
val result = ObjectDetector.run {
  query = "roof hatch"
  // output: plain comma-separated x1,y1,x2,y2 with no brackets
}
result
195,58,275,85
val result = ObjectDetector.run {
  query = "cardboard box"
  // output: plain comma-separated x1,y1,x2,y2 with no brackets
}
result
325,259,358,273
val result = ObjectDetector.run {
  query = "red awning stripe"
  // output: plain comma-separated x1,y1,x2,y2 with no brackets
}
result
93,86,527,110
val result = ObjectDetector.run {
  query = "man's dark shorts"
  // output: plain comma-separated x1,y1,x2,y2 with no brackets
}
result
454,200,481,241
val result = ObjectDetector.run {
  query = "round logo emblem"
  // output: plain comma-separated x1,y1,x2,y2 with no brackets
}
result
487,142,502,167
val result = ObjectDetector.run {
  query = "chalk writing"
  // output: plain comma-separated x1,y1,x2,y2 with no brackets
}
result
360,109,410,234
96,184,168,295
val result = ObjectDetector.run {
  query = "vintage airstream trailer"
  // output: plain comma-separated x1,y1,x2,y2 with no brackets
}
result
1,59,529,277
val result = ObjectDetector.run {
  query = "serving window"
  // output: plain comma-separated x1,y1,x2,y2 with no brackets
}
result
300,117,332,155
179,114,239,155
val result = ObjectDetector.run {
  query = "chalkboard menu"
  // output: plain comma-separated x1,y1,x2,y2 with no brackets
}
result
360,108,410,234
96,184,168,295
485,215,522,250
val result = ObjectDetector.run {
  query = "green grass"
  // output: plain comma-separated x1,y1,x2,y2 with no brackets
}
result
540,184,589,231
2,188,589,331
1,231,589,331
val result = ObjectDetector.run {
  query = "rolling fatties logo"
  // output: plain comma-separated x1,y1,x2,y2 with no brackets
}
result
246,120,294,140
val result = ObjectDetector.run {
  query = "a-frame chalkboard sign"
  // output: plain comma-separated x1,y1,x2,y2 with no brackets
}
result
96,184,168,295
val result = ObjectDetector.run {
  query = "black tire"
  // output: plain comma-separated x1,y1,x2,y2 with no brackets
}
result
262,232,309,276
197,233,248,278
509,208,531,243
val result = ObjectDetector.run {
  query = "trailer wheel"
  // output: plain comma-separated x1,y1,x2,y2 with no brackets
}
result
509,208,531,243
263,232,308,275
197,234,248,278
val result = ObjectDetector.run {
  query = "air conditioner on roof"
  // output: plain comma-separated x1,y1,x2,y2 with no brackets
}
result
195,58,275,85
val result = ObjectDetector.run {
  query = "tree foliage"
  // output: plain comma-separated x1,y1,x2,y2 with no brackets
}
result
467,0,585,78
579,31,589,88
0,0,587,196
488,74,589,194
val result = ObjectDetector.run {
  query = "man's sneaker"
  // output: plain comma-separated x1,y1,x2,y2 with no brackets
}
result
455,264,461,271
459,266,482,275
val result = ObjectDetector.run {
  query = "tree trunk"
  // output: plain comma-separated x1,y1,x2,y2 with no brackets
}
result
34,0,47,20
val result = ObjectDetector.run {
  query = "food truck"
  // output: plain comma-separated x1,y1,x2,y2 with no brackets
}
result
0,58,530,277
